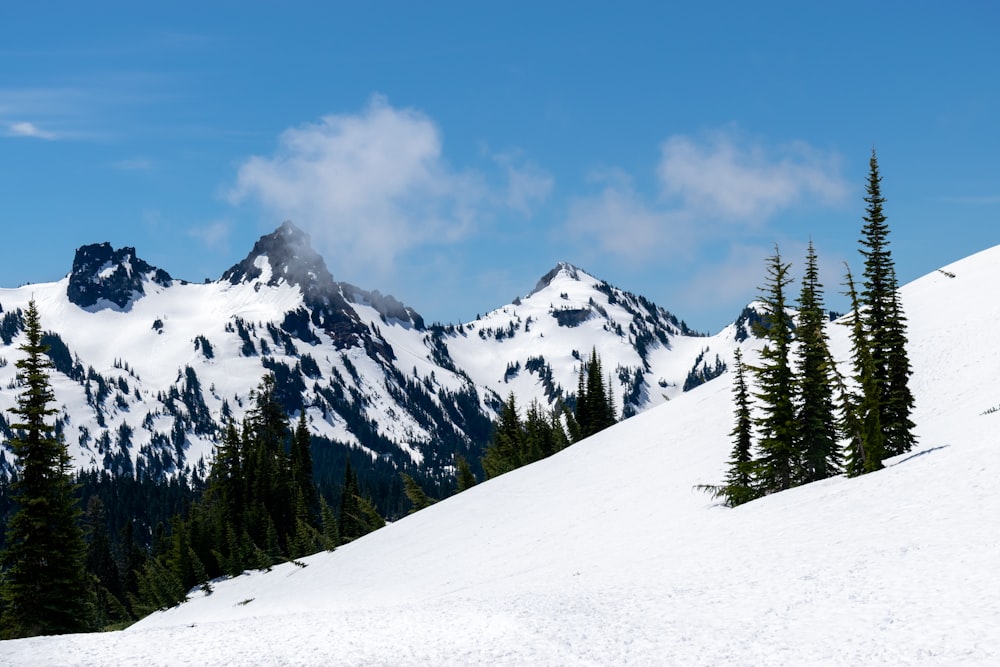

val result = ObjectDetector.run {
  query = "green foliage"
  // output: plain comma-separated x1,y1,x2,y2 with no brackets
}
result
794,241,841,483
481,393,570,480
859,149,916,458
129,373,355,615
716,348,758,507
749,246,798,494
0,301,97,638
454,454,478,493
401,473,435,514
338,459,385,542
841,267,885,476
574,348,617,440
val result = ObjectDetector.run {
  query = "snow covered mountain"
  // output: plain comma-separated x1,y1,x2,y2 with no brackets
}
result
0,222,740,501
4,241,998,664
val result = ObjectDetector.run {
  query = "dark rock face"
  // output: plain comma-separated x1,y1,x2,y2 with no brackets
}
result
341,284,426,331
67,243,172,309
222,221,372,348
222,221,335,292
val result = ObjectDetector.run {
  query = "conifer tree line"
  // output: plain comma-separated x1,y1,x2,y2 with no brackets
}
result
479,348,616,480
715,150,916,506
127,378,385,617
0,309,390,635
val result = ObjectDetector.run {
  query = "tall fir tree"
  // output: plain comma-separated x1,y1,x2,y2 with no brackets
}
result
481,393,524,479
454,454,478,493
881,265,917,456
719,348,757,506
794,241,841,483
859,149,916,457
290,412,319,524
0,300,96,638
842,267,885,475
749,246,799,494
574,348,616,441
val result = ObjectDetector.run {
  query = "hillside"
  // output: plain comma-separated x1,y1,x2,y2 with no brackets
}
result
2,246,997,664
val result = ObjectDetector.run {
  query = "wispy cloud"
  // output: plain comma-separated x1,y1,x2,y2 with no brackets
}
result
564,129,849,264
490,150,553,215
5,121,57,140
229,96,541,281
658,130,848,220
187,220,233,251
564,169,689,263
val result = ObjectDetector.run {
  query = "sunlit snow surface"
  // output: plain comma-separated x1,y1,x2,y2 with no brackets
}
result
3,249,1000,665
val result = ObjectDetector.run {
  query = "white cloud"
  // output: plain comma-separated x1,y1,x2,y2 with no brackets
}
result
564,169,690,263
491,151,553,215
564,130,848,264
7,121,57,140
658,131,848,220
229,96,490,279
187,220,232,250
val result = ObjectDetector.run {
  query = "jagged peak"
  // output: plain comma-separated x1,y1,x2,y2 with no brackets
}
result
221,221,335,291
67,242,172,310
530,262,590,295
341,284,426,331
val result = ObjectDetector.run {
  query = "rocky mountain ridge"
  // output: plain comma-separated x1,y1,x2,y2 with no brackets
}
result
0,222,747,509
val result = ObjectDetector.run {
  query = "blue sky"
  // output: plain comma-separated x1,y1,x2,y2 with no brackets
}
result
1,2,997,332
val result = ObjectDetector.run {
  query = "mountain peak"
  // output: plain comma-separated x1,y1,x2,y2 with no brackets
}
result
222,221,335,290
67,242,172,310
531,262,587,294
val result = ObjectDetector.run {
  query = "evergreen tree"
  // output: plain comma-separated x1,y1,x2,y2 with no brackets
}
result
401,473,435,514
319,497,338,551
83,496,128,628
881,266,917,456
0,300,96,638
290,412,319,524
337,459,382,542
859,149,916,457
574,348,616,440
794,241,841,483
750,246,798,494
842,267,885,475
481,393,524,479
454,454,478,493
719,348,757,506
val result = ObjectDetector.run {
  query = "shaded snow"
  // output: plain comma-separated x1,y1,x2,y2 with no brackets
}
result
3,247,1000,664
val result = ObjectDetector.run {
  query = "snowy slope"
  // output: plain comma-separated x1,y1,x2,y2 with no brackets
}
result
3,247,998,664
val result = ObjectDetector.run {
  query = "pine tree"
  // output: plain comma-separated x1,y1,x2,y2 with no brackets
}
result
481,393,524,479
750,246,798,494
842,267,885,475
0,300,96,638
720,348,757,506
794,241,841,483
401,473,435,514
454,454,478,493
859,149,916,457
574,348,616,440
881,266,917,456
319,496,338,550
289,412,319,525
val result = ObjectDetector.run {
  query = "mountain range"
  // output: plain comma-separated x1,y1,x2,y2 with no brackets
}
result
4,232,998,665
0,221,750,508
